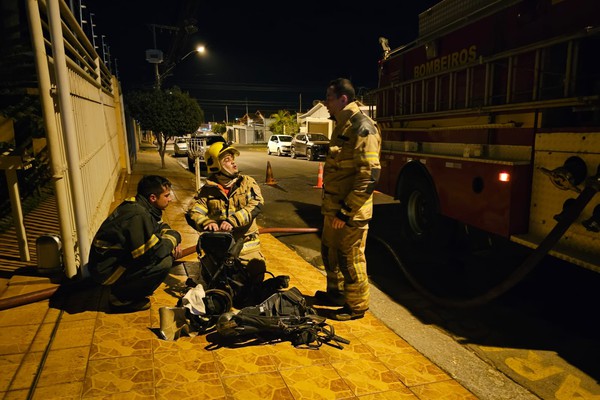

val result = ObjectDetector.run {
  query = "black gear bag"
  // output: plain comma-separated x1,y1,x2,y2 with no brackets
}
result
216,287,350,349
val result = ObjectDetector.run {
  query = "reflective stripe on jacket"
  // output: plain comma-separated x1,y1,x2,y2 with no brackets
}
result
88,196,181,284
322,101,382,224
187,174,264,241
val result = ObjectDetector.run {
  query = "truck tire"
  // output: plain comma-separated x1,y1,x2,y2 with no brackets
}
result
397,167,440,243
394,164,530,307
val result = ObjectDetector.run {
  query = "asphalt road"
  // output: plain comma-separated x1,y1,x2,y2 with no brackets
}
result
172,146,600,400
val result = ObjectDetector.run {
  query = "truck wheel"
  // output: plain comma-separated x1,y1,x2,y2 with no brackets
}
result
394,165,530,307
397,168,440,243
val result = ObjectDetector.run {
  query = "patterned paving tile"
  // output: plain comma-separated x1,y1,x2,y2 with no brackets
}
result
379,351,451,387
320,334,378,363
95,310,151,331
330,315,390,339
155,377,227,400
90,326,153,360
332,358,408,396
354,388,418,399
154,348,219,385
269,344,329,370
214,344,278,376
83,388,155,399
222,371,294,400
357,330,415,357
151,334,204,353
279,364,355,400
82,354,154,397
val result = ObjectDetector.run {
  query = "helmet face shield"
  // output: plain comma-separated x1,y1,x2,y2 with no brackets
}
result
206,142,239,173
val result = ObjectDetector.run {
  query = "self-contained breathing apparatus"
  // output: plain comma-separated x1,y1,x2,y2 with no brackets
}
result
158,231,350,349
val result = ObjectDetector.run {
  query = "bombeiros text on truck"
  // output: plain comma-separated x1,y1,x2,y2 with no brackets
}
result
374,0,599,306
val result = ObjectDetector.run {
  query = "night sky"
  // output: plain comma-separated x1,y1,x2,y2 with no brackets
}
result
85,1,439,122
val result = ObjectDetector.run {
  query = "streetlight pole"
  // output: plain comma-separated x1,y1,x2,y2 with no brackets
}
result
156,45,205,89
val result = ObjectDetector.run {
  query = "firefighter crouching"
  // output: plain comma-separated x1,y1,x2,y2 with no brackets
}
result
88,175,182,313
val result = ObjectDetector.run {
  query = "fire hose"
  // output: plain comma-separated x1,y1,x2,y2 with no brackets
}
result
0,227,320,311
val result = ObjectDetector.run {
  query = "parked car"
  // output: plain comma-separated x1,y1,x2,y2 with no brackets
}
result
267,135,293,156
291,133,330,160
173,137,188,157
187,133,227,171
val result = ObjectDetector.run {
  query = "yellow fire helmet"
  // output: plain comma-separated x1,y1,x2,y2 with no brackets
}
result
206,141,240,173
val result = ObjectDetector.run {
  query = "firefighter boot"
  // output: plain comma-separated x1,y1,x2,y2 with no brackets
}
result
159,306,190,340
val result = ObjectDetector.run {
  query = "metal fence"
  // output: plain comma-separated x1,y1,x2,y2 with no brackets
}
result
26,0,129,278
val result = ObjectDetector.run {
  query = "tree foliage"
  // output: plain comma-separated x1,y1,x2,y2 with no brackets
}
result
212,123,227,134
269,110,298,135
126,87,204,167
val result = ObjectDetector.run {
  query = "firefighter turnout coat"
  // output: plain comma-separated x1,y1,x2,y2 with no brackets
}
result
322,101,382,226
88,195,182,286
187,174,264,257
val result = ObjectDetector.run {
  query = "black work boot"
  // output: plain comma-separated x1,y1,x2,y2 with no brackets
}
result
109,296,151,313
313,290,345,306
332,304,367,321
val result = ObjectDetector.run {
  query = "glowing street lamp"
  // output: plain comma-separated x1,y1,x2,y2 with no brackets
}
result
156,45,205,89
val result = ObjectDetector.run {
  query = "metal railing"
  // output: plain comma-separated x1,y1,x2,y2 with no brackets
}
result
27,0,129,278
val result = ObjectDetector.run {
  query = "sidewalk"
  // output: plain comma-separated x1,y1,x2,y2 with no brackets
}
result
0,146,483,399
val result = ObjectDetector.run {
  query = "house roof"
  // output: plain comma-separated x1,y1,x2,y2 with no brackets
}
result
298,102,330,120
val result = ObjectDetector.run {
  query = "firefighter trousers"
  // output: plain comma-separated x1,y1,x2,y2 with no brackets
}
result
109,255,173,303
320,215,370,312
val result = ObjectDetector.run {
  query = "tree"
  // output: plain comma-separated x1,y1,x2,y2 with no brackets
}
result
269,110,298,135
212,123,226,135
126,87,204,168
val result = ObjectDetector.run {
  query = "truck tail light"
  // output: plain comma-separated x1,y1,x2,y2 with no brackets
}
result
499,172,510,182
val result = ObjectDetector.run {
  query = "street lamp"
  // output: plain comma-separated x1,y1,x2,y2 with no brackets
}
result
156,45,205,89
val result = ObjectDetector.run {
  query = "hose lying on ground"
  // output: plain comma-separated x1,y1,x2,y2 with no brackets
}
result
0,227,321,311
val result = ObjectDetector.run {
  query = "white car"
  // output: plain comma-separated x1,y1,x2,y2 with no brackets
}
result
267,135,293,156
173,137,188,157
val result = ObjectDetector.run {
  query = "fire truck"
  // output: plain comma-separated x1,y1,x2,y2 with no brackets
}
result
374,0,599,306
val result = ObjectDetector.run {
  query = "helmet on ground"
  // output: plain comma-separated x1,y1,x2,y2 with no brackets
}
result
206,142,240,173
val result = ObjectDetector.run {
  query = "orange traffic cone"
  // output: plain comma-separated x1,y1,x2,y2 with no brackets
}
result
265,161,276,185
313,162,323,188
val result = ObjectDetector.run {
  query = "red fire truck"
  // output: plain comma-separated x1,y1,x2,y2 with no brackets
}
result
374,0,599,306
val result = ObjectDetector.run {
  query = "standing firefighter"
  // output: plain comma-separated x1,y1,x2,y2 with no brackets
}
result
88,175,182,313
315,77,382,321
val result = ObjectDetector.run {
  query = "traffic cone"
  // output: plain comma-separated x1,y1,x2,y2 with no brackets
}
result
265,161,276,185
313,162,323,188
